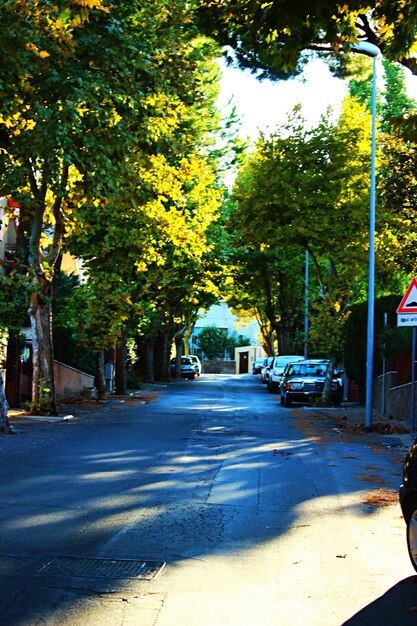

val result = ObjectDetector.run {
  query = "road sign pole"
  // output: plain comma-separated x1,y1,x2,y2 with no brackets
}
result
382,312,387,415
412,327,416,435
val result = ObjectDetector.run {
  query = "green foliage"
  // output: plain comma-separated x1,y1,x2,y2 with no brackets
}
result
195,325,249,359
227,331,251,356
0,1,235,388
378,134,417,276
196,1,417,80
28,376,54,416
195,325,227,359
230,103,373,362
52,272,95,374
343,295,407,387
0,271,29,334
224,244,306,355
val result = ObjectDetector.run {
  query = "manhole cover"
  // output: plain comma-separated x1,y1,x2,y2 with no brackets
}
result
36,557,165,580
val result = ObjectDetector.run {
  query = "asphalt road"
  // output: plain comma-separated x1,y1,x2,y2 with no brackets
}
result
0,373,416,625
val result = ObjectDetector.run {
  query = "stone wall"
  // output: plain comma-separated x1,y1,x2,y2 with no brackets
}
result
374,371,415,421
202,360,236,374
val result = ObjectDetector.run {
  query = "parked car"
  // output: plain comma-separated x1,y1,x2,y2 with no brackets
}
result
252,358,267,375
188,355,201,376
261,356,274,384
280,359,343,406
267,355,304,393
170,356,197,379
400,442,417,571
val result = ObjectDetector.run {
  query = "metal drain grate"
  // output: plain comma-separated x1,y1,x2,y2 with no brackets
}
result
36,557,166,580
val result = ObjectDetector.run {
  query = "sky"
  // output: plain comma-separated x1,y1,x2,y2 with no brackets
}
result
218,57,417,142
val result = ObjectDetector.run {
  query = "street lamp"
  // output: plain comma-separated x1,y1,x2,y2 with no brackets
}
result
351,41,380,432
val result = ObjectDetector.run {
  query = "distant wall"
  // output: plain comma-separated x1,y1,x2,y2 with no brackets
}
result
203,360,236,374
53,361,95,399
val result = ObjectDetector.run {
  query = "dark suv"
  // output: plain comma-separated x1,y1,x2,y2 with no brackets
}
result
280,359,343,406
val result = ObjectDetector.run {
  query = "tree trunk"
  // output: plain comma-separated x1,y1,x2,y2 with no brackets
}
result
322,354,337,406
5,334,22,409
173,335,184,378
95,352,107,401
0,369,12,434
144,337,155,383
115,329,127,395
28,292,58,415
154,332,171,381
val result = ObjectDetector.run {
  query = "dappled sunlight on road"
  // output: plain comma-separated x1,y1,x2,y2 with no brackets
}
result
0,373,410,626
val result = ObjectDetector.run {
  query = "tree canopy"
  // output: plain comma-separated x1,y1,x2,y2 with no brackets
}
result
195,0,417,80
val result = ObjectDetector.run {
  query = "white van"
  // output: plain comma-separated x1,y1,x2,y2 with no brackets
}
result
268,355,304,393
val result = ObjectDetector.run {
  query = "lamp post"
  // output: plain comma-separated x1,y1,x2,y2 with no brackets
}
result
304,249,309,358
351,41,380,432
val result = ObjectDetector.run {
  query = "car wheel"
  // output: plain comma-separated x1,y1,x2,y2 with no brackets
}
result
268,381,279,394
280,394,284,406
407,505,417,572
284,394,292,407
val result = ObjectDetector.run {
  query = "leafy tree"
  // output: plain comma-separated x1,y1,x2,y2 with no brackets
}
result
195,325,250,359
0,1,226,413
63,30,228,385
225,244,306,356
343,295,407,401
230,102,373,402
195,325,228,359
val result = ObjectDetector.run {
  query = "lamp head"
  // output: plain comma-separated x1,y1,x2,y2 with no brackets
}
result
350,42,380,58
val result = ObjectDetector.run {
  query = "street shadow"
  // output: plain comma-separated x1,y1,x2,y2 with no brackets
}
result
342,576,417,625
0,373,409,624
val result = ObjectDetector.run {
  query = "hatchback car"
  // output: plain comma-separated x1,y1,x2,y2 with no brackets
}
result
188,355,201,376
280,359,343,406
170,356,197,379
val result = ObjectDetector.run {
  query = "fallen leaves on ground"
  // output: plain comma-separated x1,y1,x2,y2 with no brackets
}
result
361,488,398,507
357,473,389,485
58,391,160,411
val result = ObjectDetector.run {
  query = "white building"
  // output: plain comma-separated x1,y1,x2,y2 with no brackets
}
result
192,300,261,345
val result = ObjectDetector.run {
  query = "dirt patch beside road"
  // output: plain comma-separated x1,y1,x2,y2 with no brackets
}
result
291,403,411,444
290,403,413,510
8,389,161,421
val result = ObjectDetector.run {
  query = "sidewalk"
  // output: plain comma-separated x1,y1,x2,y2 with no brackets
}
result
7,386,163,424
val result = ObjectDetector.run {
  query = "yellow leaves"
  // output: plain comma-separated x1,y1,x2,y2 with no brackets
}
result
25,42,50,58
76,103,89,117
69,0,110,26
142,92,186,141
22,118,36,130
0,108,36,134
110,111,122,127
71,0,110,9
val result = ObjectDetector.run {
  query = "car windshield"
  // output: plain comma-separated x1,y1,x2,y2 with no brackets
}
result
275,357,301,367
287,363,328,377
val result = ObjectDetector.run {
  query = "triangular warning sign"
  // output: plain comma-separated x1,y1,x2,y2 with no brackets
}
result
397,278,417,313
